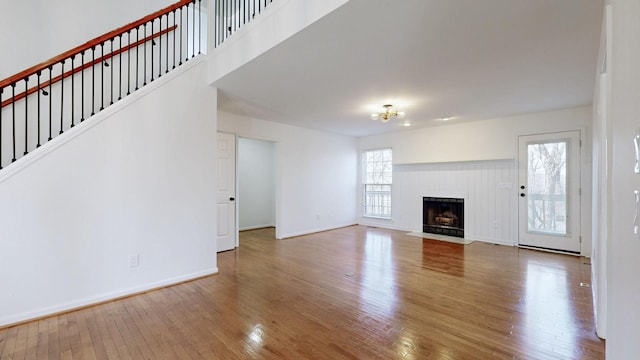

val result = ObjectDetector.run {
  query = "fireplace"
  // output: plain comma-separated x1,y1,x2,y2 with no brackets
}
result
423,197,464,238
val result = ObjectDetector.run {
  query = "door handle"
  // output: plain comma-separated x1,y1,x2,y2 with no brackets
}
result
229,197,235,201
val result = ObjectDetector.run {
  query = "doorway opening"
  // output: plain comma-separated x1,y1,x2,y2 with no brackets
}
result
237,137,277,246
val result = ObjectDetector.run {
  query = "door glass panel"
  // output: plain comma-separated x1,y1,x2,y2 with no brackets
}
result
527,141,568,235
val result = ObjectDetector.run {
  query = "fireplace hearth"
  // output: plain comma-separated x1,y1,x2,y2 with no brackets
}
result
423,197,464,238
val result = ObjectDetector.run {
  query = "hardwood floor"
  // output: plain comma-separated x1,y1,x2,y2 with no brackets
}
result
0,226,604,359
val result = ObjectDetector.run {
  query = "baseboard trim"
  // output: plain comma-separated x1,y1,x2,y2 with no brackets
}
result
358,221,411,232
240,224,275,231
0,267,218,329
279,223,357,239
518,244,580,256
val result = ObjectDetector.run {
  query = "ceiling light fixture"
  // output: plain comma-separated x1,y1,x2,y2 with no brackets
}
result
371,104,405,123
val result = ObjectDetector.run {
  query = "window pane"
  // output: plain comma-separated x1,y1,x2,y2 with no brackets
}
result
527,141,568,235
364,184,392,217
364,148,392,184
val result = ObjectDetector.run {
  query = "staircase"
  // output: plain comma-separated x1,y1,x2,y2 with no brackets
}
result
0,0,206,171
0,0,350,329
0,0,289,329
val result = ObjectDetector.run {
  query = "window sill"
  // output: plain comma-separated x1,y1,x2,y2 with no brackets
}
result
362,215,392,221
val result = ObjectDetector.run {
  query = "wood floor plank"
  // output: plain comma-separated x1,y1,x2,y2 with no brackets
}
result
45,317,60,360
10,321,30,359
0,326,17,359
94,304,132,360
0,226,604,359
32,319,49,360
105,301,145,360
23,320,39,359
130,294,180,359
118,300,161,359
83,307,112,360
69,310,97,360
55,315,71,360
0,325,6,357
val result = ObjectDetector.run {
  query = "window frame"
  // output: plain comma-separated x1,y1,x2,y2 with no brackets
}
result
361,148,393,219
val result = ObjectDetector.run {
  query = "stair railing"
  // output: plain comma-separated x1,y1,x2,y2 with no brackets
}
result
213,0,274,47
0,0,203,170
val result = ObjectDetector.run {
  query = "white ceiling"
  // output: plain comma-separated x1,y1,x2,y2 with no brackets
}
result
214,0,604,137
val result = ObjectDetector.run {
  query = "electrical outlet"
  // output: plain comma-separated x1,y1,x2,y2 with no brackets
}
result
129,254,139,268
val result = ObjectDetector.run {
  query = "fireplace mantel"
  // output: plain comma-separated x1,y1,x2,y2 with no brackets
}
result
422,193,468,200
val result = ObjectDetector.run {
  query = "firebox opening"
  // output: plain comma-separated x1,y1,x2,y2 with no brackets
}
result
423,197,464,238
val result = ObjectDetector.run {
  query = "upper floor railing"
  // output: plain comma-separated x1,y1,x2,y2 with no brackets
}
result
213,0,275,47
0,0,204,171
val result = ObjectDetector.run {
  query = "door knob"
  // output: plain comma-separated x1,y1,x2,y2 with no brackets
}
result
520,185,525,190
520,193,525,197
229,197,235,201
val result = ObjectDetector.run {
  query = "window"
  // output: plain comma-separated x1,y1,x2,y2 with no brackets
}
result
362,148,392,218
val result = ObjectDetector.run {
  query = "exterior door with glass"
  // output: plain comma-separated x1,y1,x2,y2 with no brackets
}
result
518,131,581,253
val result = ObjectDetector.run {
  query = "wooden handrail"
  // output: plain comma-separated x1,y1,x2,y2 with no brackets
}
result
0,25,178,109
0,0,193,90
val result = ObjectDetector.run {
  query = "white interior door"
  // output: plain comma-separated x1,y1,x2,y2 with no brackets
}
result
217,132,237,252
518,131,581,253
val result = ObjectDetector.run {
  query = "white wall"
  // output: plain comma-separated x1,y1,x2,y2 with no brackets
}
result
362,106,592,164
0,0,177,79
0,59,218,327
359,106,593,254
218,111,358,238
238,137,276,230
606,0,640,358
